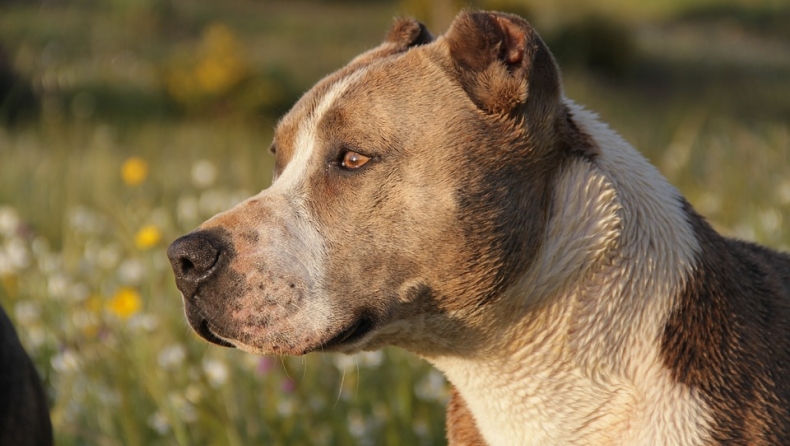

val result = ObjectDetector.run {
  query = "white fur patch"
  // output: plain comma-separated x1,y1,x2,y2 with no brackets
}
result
270,69,366,193
431,100,710,445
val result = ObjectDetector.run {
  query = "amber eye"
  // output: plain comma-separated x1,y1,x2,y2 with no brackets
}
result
341,151,370,170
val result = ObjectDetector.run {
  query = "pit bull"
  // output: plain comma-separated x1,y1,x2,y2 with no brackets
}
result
168,10,790,445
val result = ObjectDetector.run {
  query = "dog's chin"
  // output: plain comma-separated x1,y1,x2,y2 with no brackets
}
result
186,308,378,355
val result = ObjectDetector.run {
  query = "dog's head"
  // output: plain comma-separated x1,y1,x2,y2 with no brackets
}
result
167,11,595,357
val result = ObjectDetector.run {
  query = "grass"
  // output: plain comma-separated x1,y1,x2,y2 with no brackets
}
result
0,0,789,444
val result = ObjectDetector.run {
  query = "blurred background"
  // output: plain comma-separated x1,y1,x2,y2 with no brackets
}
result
0,0,788,444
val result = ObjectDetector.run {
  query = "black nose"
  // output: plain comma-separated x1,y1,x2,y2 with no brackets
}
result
167,231,224,297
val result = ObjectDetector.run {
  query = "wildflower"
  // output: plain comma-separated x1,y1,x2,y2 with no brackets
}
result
107,287,142,319
134,225,161,250
191,159,217,188
148,411,170,435
128,313,159,332
158,344,186,369
358,351,384,369
0,206,20,236
14,301,40,325
281,378,295,393
202,358,229,388
415,369,448,403
51,349,80,373
256,356,275,375
121,157,148,186
118,258,144,284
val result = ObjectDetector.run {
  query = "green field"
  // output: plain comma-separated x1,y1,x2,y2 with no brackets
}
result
0,0,788,444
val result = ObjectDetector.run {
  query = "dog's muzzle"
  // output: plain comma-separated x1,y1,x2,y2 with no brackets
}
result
167,230,235,347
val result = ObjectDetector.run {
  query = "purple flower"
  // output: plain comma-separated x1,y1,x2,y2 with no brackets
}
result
256,356,275,375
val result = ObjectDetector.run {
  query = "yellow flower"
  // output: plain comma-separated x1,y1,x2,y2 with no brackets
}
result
135,225,162,250
107,287,142,319
121,157,149,186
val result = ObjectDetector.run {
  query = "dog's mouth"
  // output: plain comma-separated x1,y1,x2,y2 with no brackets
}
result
320,315,375,351
196,318,236,348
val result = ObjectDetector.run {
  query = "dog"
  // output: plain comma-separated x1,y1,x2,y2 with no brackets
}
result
0,304,52,446
168,10,790,445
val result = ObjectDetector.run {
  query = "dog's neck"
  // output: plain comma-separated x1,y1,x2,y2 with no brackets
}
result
428,102,711,445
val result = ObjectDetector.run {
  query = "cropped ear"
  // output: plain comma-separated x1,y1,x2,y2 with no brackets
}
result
444,11,562,119
385,17,434,49
348,18,433,66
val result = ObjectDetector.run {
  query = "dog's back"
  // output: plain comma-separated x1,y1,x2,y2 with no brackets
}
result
0,305,52,446
660,203,790,443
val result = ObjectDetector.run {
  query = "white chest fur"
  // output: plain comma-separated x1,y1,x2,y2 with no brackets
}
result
429,102,712,445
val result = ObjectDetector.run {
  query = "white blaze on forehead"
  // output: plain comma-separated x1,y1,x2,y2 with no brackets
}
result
270,68,368,193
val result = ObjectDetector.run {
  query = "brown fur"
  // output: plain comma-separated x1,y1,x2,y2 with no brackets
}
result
662,201,790,444
446,387,488,445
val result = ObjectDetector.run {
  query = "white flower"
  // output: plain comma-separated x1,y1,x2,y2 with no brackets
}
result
51,349,80,373
777,179,790,204
276,398,296,417
98,243,122,270
5,238,30,269
415,369,448,403
168,392,197,423
202,358,229,388
177,195,199,225
118,258,145,284
0,206,20,236
68,282,90,303
158,344,186,369
333,354,356,372
127,314,159,332
14,301,41,325
759,208,782,233
47,273,70,300
147,411,170,435
191,160,218,189
357,351,383,369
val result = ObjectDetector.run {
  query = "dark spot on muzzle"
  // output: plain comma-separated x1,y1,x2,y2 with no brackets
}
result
167,229,234,299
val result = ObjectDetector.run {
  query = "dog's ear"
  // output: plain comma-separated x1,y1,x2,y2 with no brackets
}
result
443,11,562,118
385,17,434,49
349,18,433,66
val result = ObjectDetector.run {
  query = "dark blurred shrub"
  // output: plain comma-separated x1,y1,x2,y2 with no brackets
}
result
548,16,636,79
164,23,298,118
679,3,790,40
0,44,38,125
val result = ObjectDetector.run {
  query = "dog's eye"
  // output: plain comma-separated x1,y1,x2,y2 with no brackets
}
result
341,151,370,170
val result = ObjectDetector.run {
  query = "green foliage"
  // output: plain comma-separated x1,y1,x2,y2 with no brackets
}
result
0,0,788,444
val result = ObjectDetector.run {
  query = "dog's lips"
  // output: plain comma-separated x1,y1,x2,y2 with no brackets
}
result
196,319,236,348
318,315,375,352
184,299,236,348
